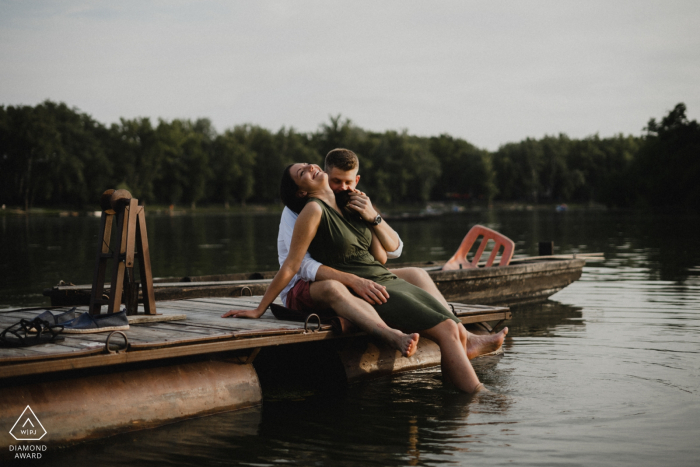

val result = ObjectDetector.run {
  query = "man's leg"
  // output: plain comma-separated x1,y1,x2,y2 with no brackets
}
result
307,280,420,358
421,319,484,393
389,267,507,359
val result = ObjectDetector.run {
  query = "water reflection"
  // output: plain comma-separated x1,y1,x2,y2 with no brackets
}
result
42,354,517,466
253,366,514,466
48,407,262,466
504,301,585,338
2,209,700,465
2,209,699,308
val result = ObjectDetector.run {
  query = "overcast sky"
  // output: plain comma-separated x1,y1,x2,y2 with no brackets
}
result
1,0,699,150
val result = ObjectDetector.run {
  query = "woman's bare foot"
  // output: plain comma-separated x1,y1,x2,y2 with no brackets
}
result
466,327,508,360
383,329,420,357
404,333,420,357
370,326,419,357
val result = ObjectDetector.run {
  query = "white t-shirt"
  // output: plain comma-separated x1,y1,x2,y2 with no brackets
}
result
277,206,404,306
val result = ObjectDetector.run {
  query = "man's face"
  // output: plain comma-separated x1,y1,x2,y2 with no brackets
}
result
326,167,360,193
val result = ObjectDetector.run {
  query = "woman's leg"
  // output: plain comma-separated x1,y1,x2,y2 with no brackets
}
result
421,319,484,393
310,280,420,358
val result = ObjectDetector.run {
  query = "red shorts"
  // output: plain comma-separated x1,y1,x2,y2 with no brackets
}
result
286,279,322,312
285,280,355,334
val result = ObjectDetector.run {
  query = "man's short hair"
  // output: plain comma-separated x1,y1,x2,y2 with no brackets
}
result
325,148,359,172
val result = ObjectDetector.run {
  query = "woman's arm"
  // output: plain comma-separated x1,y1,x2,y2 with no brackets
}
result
222,202,323,318
369,231,388,265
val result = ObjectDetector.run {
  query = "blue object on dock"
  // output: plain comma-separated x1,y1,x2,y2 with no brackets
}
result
62,309,130,334
34,308,80,326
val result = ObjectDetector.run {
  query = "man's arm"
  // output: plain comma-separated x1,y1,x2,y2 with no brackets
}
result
347,189,403,257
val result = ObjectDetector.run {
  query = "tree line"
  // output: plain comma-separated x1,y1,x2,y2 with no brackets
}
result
1,101,698,212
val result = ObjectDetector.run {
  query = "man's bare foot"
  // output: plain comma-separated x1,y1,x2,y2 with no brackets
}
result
466,327,508,360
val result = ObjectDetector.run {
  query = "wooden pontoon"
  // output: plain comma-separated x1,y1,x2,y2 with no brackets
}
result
44,256,591,307
0,297,510,448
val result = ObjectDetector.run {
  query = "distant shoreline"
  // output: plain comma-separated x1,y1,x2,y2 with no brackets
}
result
4,101,698,214
0,201,612,218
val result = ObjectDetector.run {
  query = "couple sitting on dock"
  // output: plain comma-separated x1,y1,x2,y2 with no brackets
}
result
223,149,507,393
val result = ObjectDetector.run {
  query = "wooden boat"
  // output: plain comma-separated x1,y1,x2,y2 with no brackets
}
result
43,254,600,308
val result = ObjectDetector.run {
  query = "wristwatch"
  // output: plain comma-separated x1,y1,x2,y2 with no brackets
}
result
371,214,382,226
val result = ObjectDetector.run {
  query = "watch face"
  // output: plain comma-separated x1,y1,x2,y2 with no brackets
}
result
374,215,382,225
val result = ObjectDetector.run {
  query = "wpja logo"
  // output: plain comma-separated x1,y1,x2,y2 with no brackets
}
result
8,406,48,460
10,406,46,441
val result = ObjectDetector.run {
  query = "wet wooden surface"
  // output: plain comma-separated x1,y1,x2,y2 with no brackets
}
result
0,297,510,378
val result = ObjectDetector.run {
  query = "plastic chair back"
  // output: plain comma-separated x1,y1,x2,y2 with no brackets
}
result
442,225,515,270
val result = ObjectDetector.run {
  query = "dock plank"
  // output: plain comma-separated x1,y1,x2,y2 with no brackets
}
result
1,297,510,377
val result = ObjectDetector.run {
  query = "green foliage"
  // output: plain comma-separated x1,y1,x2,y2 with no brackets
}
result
0,101,696,212
362,131,440,204
0,101,109,209
636,103,700,210
211,127,256,206
493,132,645,207
430,135,496,202
154,118,213,207
108,117,161,203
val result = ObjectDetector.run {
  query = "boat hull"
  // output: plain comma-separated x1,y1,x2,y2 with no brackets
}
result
429,258,585,305
44,258,585,307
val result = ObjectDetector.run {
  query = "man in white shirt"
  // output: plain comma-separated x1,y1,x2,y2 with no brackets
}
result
277,148,506,359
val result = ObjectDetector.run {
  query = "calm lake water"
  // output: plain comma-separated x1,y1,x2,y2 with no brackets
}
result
1,208,699,466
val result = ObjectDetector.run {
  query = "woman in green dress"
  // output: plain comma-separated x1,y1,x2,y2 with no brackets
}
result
223,163,485,393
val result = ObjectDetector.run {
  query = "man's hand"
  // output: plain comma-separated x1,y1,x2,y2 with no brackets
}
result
222,308,263,319
347,189,378,222
346,188,400,253
348,276,390,305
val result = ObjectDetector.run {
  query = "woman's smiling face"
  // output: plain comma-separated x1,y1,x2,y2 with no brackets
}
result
290,163,326,192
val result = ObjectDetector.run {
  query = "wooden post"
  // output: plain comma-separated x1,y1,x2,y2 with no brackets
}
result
123,199,139,315
136,206,156,315
107,205,129,314
539,241,554,256
89,193,157,316
88,212,114,315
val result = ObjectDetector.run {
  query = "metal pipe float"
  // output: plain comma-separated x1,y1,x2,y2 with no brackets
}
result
0,360,261,449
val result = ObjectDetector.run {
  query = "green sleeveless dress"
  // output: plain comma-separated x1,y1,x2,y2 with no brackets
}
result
306,198,460,333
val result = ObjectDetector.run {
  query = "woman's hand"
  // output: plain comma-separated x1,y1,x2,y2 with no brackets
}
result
221,308,264,319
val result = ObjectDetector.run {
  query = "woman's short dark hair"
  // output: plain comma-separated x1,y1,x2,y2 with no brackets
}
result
280,164,308,214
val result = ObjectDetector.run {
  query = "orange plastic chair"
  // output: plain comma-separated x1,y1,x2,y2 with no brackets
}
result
442,225,515,270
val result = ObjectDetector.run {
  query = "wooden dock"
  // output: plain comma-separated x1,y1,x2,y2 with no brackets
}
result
0,297,510,448
0,297,509,378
